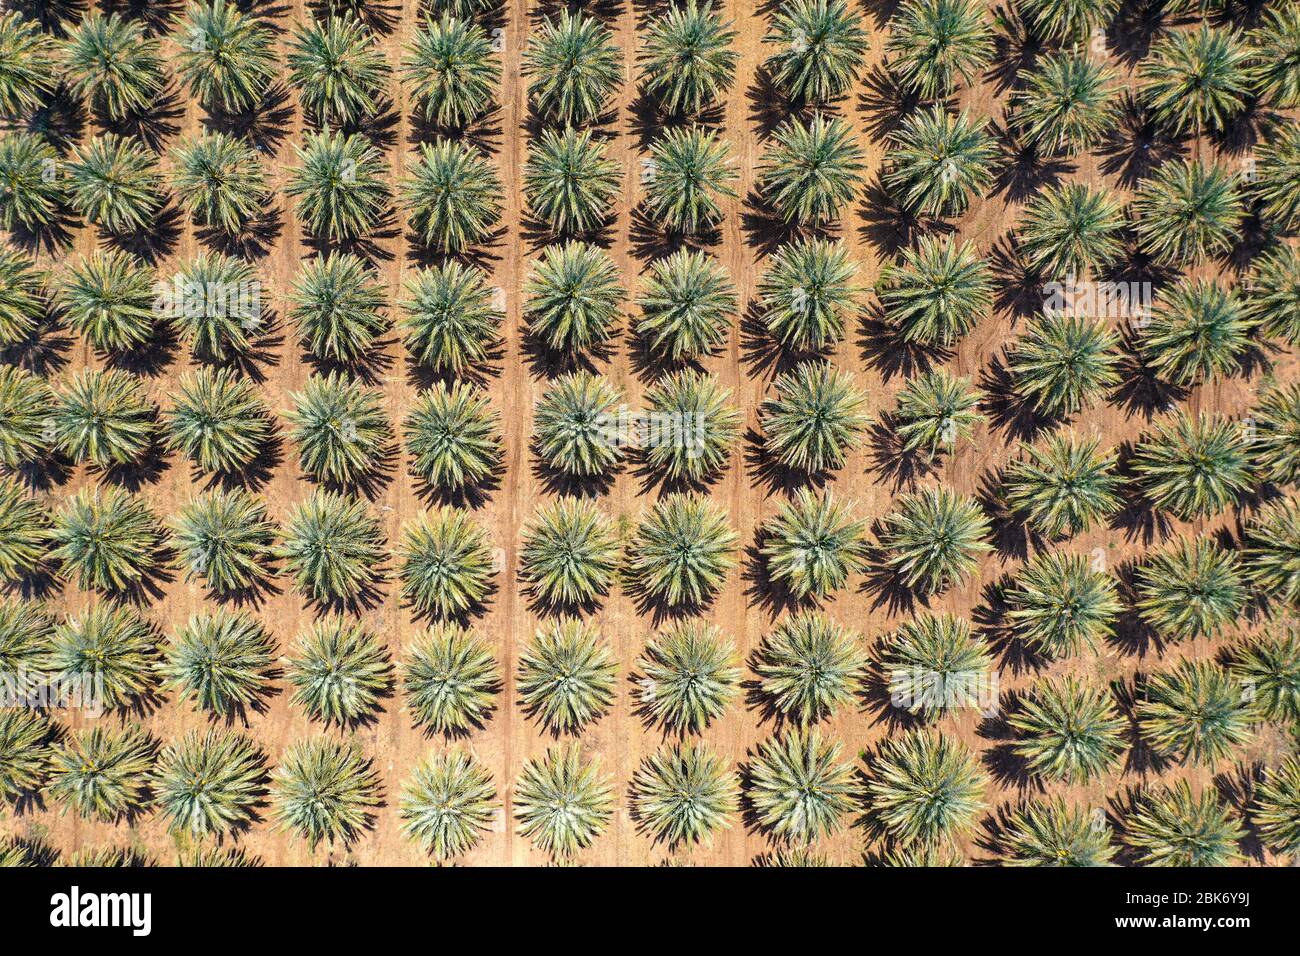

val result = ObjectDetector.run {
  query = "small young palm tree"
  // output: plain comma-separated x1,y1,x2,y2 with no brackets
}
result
272,736,381,849
165,366,272,475
171,132,268,235
524,126,620,236
1130,159,1244,267
524,242,624,355
764,0,868,103
998,798,1116,867
403,139,502,253
278,490,387,605
878,486,991,595
1251,120,1300,234
1005,552,1121,658
162,610,277,718
633,742,737,847
748,728,856,843
639,0,738,115
1245,497,1300,606
519,496,618,610
1138,279,1253,387
398,506,494,618
642,368,740,482
0,11,57,116
887,0,993,100
59,249,156,354
400,260,503,374
524,11,621,125
0,599,53,699
882,612,993,720
63,11,165,120
1137,660,1255,767
761,488,866,601
884,105,996,218
46,726,154,822
0,708,52,807
532,371,624,477
753,612,867,724
174,0,278,114
50,487,163,593
513,743,613,857
1245,245,1300,346
1009,676,1126,784
1007,312,1121,417
0,364,50,469
404,380,501,492
46,604,159,710
517,618,617,734
288,253,388,365
286,371,391,486
1017,182,1124,280
152,729,267,837
1132,412,1254,520
761,360,868,474
1136,536,1246,642
892,369,983,459
627,492,737,608
1231,628,1300,724
66,134,163,234
170,489,277,596
1139,25,1251,137
1251,4,1300,109
0,133,65,232
1003,431,1122,538
877,236,992,347
636,249,737,362
287,129,391,241
402,623,499,733
635,621,739,733
288,14,390,126
1123,781,1244,867
166,253,262,363
1011,51,1116,156
758,113,865,226
1253,757,1300,858
0,478,47,582
759,238,858,353
400,748,497,861
866,728,988,846
287,618,390,726
403,13,500,128
644,126,737,235
1018,0,1119,43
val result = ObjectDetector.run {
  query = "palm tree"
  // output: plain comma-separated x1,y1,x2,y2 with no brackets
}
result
50,487,162,593
0,599,53,700
873,842,964,867
639,0,738,115
761,360,868,474
1007,312,1121,417
886,0,993,100
523,11,621,125
635,621,739,733
884,105,996,218
1018,0,1119,42
877,236,992,347
170,489,277,596
1138,279,1253,387
758,113,865,226
46,726,154,822
66,134,164,234
59,249,156,354
272,736,381,849
0,364,50,468
1253,757,1300,859
0,708,52,808
1245,245,1300,346
882,612,993,720
0,478,47,581
754,611,867,723
404,380,502,491
152,729,267,837
166,253,263,363
1123,781,1245,866
513,743,613,857
998,798,1116,866
1230,628,1300,724
63,10,165,120
878,486,991,595
1139,25,1250,136
763,0,868,103
1137,660,1255,767
0,11,57,116
287,129,391,241
398,506,494,618
761,488,866,601
524,126,620,235
165,366,272,475
423,0,502,16
402,623,499,733
403,139,502,252
1136,536,1246,641
50,369,156,467
289,253,388,365
519,496,618,610
1132,412,1254,520
532,371,624,477
162,610,277,718
865,728,988,846
278,490,387,605
748,728,856,843
0,133,65,232
759,238,858,353
286,371,391,486
1006,552,1121,658
1245,497,1300,606
627,492,737,608
518,618,618,734
1009,676,1126,784
171,132,268,235
0,249,49,352
400,748,497,861
636,249,736,362
284,618,392,726
1011,51,1116,156
1017,183,1124,280
0,837,38,866
524,241,624,355
46,603,159,710
64,847,155,868
174,0,278,114
1252,121,1300,235
400,260,503,374
644,126,737,235
891,368,983,459
1003,431,1122,538
1130,159,1244,267
403,13,500,128
1251,3,1300,109
632,742,737,847
288,14,389,126
642,368,739,482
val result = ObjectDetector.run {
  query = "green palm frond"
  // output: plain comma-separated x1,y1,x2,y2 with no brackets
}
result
165,252,263,363
533,370,624,477
65,847,155,868
518,618,617,734
512,743,613,857
520,496,618,609
759,237,859,353
636,249,736,362
400,260,502,373
998,797,1116,866
1132,412,1254,520
1137,660,1256,767
0,599,53,699
884,105,996,217
1230,627,1300,724
171,131,268,235
0,133,65,232
46,604,160,710
165,366,271,474
883,612,993,721
0,477,48,581
47,725,154,822
63,11,165,119
1009,676,1126,784
1136,536,1246,641
403,138,502,252
749,727,856,843
891,368,983,457
1139,24,1251,136
879,486,991,595
161,610,277,718
754,611,867,723
1252,121,1300,234
764,0,869,103
627,492,737,608
1245,496,1300,606
152,729,267,837
289,252,388,365
1244,244,1300,346
633,742,737,847
400,748,497,861
287,129,391,241
758,112,865,226
277,490,386,604
1254,757,1300,858
1138,279,1253,387
398,506,494,618
640,0,738,115
170,488,277,596
288,14,390,126
1017,182,1124,280
402,622,499,734
404,380,501,491
59,249,156,353
1005,551,1121,657
524,126,620,236
272,736,381,849
1018,0,1119,43
0,12,57,115
1007,312,1121,416
1251,4,1300,109
524,241,624,355
635,620,739,733
866,728,987,846
403,13,500,127
887,0,993,99
50,486,163,593
524,11,621,125
0,708,53,807
761,488,866,601
1130,159,1243,267
0,363,51,468
644,126,737,235
1011,51,1116,155
760,360,868,474
174,0,278,114
1123,780,1244,867
66,133,163,234
877,235,992,346
1003,431,1122,538
286,371,391,486
642,368,739,482
287,618,390,726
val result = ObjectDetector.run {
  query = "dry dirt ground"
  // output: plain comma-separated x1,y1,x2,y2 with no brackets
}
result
2,0,1295,865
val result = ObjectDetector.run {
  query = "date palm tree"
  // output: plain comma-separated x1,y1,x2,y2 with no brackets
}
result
50,487,162,594
1252,121,1300,235
761,360,868,474
886,0,993,100
404,380,502,492
0,708,51,808
272,736,381,849
997,797,1116,866
46,603,160,710
400,260,503,374
65,847,155,868
635,620,739,733
518,618,617,734
877,236,992,347
50,369,156,468
1003,431,1122,538
524,11,621,126
1251,3,1300,109
0,133,65,232
1007,312,1121,417
1138,279,1253,387
1245,245,1300,346
1006,552,1122,658
287,618,390,726
1253,757,1300,859
0,11,57,116
400,748,497,861
0,364,50,468
278,490,386,605
627,492,737,608
884,105,996,218
639,0,738,115
59,249,156,354
289,253,388,365
866,728,988,846
748,728,856,843
286,371,391,487
524,241,624,355
0,599,53,700
882,612,993,721
63,10,165,120
878,486,991,595
66,134,163,234
759,238,858,353
524,126,620,236
1138,660,1256,767
1245,497,1300,606
513,743,614,857
403,13,500,128
1139,25,1250,137
642,368,740,483
754,611,867,724
533,371,624,477
644,126,738,235
1130,159,1244,267
162,610,277,718
0,478,47,582
764,0,868,103
287,130,391,241
1136,536,1246,642
1132,412,1254,520
403,139,502,253
1123,780,1244,866
288,14,389,126
632,742,737,847
1017,183,1124,280
758,113,865,226
891,368,983,459
398,506,494,618
165,366,272,475
519,496,618,610
1231,628,1300,724
174,0,278,114
1017,0,1119,43
152,729,267,837
1011,51,1116,156
46,725,154,822
170,489,277,596
761,488,866,601
171,132,268,235
402,623,499,733
165,253,263,363
1009,676,1126,784
636,249,736,362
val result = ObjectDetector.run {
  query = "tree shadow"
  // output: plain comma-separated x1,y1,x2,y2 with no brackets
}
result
866,417,942,492
978,353,1057,443
856,306,952,382
201,83,296,154
990,122,1075,204
102,202,184,265
1096,92,1189,189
